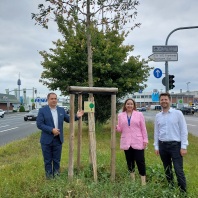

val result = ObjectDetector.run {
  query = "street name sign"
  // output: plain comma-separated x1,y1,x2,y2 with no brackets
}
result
148,53,178,62
152,45,178,53
153,68,162,78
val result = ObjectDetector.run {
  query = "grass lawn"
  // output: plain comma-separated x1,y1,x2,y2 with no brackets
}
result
0,121,197,198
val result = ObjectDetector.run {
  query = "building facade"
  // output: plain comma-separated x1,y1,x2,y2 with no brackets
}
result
0,93,20,112
128,90,197,109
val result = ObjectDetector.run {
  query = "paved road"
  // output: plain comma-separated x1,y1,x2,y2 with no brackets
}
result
0,110,197,147
0,112,39,146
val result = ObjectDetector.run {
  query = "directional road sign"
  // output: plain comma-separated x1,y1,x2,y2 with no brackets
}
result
152,45,178,52
153,68,162,78
148,53,178,62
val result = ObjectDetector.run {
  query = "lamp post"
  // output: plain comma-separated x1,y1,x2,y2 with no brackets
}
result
165,26,198,92
186,82,190,105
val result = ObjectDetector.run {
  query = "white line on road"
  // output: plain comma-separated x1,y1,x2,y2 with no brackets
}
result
0,125,9,128
187,124,197,126
0,127,18,133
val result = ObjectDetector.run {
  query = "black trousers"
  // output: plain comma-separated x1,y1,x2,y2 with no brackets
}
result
124,147,146,176
159,141,186,192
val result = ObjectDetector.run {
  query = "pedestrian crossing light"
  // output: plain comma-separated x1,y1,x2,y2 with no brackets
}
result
169,75,175,90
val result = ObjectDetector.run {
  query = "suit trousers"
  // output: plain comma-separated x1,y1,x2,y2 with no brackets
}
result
41,135,62,178
124,147,146,176
159,140,186,192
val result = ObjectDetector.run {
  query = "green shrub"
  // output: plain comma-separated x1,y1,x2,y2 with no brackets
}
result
19,105,25,112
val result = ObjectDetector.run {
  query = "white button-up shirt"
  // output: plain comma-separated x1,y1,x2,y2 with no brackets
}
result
50,107,58,129
154,108,188,150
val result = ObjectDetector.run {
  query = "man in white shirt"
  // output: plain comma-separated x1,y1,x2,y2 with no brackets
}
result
154,92,188,192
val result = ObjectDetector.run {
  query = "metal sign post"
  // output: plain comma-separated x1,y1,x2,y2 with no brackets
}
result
164,26,198,92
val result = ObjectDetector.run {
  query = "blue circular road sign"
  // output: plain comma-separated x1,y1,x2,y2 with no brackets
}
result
153,68,162,78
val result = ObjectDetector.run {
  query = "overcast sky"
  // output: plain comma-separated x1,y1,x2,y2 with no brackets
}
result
0,0,198,98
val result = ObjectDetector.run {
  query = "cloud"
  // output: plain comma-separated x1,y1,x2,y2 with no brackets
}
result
0,0,198,98
128,0,198,93
0,0,61,97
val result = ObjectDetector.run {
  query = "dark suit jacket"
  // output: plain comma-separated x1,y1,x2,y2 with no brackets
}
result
36,105,78,144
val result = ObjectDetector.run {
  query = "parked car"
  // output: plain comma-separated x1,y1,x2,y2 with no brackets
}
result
192,106,198,112
137,107,147,112
150,105,161,111
24,109,39,121
58,106,70,114
0,109,5,118
180,107,194,115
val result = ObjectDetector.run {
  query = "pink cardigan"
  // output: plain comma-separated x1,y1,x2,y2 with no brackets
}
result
116,111,148,150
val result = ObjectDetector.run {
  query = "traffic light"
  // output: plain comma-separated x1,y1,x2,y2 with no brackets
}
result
169,75,175,90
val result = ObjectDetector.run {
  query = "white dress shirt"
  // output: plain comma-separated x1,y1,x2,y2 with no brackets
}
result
50,107,58,129
154,108,188,150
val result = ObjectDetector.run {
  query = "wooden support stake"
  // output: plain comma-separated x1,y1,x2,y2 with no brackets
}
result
77,94,82,169
68,94,75,180
110,94,116,181
88,96,97,182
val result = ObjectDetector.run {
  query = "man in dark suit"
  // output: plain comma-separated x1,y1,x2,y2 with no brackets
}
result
36,92,84,179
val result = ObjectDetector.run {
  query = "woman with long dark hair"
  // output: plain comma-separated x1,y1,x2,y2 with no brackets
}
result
116,98,148,185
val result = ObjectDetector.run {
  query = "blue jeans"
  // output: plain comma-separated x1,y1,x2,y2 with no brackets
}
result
41,136,62,179
159,141,186,192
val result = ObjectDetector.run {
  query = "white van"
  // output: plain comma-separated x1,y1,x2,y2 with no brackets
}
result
150,105,161,110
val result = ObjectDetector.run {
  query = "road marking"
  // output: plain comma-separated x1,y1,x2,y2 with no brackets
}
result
187,124,196,126
0,127,18,133
0,125,9,128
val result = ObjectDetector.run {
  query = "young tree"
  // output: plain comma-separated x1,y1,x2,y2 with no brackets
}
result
32,0,141,88
39,17,151,123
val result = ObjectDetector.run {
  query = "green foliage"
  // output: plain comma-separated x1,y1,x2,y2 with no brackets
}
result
32,0,141,31
32,1,149,124
19,105,25,112
39,18,152,123
0,122,197,197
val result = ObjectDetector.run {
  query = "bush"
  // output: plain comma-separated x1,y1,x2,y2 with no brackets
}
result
19,105,25,112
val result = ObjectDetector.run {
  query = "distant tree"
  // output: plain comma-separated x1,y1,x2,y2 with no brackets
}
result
39,18,151,123
19,105,25,112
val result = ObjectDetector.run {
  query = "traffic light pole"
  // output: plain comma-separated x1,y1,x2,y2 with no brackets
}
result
165,26,198,92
